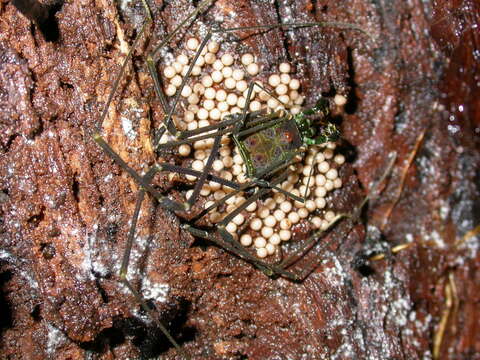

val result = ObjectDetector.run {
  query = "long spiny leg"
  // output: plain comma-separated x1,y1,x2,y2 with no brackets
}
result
94,15,151,135
299,146,321,201
182,175,303,280
156,125,234,149
175,115,240,139
176,109,283,140
183,171,300,280
94,0,216,209
96,132,243,211
279,152,398,278
174,110,280,143
156,111,285,150
93,135,188,211
157,163,240,191
190,155,298,225
116,169,189,358
119,181,150,281
120,279,190,359
147,56,170,119
234,81,263,133
94,141,246,209
154,19,368,144
353,152,398,219
187,132,222,207
215,21,368,39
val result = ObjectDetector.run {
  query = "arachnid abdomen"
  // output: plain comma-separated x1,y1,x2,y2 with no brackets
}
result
237,116,302,177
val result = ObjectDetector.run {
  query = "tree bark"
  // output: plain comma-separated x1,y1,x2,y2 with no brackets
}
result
0,0,479,359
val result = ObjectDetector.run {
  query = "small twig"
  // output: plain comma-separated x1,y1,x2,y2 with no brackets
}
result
380,129,426,231
454,224,480,248
369,242,414,261
433,271,459,360
433,277,452,360
448,272,459,336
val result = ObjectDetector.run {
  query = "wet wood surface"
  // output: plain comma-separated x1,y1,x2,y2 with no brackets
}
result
0,0,479,358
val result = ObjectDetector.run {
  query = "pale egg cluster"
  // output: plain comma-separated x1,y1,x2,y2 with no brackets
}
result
160,38,345,258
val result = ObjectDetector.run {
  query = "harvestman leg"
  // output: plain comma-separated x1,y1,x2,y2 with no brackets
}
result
278,152,398,280
115,169,190,358
93,0,217,209
183,170,302,280
154,19,368,142
92,2,216,358
155,110,286,150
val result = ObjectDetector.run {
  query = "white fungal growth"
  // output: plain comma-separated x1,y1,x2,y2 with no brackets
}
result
121,116,136,140
161,37,346,257
46,323,67,354
141,278,170,303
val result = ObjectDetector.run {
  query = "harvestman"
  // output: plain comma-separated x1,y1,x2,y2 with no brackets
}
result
91,0,372,357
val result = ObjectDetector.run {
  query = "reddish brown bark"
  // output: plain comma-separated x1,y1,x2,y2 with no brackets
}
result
0,0,479,359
